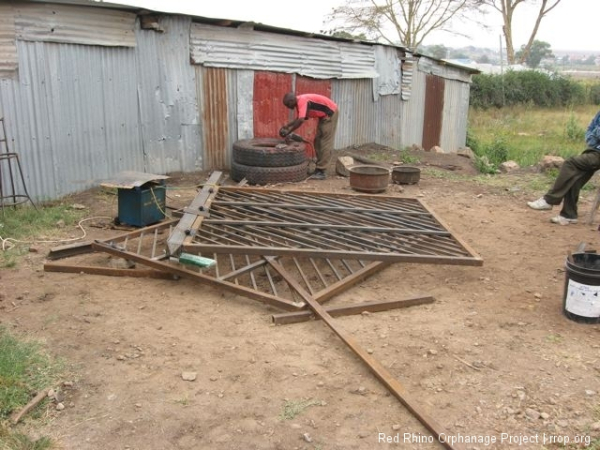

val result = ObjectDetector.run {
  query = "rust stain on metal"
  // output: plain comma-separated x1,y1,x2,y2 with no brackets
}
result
203,68,229,169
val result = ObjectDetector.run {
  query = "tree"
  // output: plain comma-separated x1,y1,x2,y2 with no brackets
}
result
476,54,491,64
423,44,448,59
325,0,484,50
326,30,369,40
483,0,562,65
515,40,553,68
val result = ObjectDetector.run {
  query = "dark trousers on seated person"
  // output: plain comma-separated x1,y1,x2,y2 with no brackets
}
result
543,150,600,219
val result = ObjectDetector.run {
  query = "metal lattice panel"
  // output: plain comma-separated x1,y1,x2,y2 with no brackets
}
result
181,187,482,266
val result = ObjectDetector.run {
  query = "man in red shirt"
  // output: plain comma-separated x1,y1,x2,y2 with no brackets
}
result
279,92,339,180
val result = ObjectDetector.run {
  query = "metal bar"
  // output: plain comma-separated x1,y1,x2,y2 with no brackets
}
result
313,261,390,305
266,259,464,450
272,295,435,325
325,258,343,281
264,265,278,297
309,258,328,287
419,199,484,264
46,241,94,260
203,220,451,234
92,241,304,311
105,219,178,243
213,253,220,278
340,259,354,275
292,257,314,295
44,262,176,279
151,228,158,259
228,254,239,285
217,258,269,281
246,255,258,290
184,244,484,266
167,171,223,256
211,201,433,215
136,231,144,255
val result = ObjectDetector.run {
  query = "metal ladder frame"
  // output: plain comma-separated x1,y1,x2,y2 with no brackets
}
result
0,117,36,210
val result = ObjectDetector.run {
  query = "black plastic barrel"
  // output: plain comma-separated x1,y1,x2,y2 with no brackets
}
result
563,252,600,323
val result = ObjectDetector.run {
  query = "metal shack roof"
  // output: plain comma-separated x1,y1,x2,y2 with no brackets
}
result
19,0,479,75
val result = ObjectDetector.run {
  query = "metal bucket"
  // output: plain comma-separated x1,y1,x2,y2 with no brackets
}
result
348,165,390,193
392,166,421,185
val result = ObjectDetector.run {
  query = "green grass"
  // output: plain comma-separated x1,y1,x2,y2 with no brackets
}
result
468,104,599,169
0,327,61,450
0,327,61,418
0,203,86,268
0,430,53,450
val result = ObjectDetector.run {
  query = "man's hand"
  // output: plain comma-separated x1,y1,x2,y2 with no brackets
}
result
279,127,289,138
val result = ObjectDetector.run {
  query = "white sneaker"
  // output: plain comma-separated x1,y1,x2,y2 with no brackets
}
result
550,215,578,225
527,197,552,210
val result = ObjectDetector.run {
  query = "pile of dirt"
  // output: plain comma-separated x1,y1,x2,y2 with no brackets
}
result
339,142,480,175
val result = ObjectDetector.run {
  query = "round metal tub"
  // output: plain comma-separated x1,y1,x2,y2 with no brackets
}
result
392,166,421,185
349,165,390,193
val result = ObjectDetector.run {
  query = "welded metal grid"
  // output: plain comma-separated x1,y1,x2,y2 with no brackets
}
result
182,187,482,265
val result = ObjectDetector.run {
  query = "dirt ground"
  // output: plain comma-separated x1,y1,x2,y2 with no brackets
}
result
3,145,600,450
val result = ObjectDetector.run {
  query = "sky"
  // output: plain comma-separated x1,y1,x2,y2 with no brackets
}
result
103,0,599,54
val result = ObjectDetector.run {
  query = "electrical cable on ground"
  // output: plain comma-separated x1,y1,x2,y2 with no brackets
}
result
0,216,113,251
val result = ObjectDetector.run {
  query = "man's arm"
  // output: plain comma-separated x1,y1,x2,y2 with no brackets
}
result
585,111,600,149
279,118,305,137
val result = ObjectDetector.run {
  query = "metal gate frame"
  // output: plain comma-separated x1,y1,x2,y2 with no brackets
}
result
44,171,482,450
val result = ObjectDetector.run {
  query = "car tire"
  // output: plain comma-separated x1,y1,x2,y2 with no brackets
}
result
232,138,306,167
230,160,308,185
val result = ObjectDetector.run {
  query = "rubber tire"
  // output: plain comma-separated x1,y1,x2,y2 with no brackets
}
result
230,160,309,185
233,138,306,167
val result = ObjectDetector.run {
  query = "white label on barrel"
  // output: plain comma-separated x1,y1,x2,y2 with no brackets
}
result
566,279,600,317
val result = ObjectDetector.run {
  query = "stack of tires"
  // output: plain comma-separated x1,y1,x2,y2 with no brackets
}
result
230,138,308,185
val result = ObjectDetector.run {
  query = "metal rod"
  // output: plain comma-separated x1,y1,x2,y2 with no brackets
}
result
266,259,464,450
91,241,303,311
272,295,435,325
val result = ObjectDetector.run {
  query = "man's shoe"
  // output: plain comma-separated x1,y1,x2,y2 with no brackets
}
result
309,170,326,180
527,197,552,210
550,215,578,225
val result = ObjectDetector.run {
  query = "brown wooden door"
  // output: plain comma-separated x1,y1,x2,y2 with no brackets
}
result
422,74,445,151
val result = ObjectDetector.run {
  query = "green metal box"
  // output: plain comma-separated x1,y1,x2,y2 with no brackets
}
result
117,181,166,227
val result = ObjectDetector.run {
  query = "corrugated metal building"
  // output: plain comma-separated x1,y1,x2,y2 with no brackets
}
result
0,0,478,201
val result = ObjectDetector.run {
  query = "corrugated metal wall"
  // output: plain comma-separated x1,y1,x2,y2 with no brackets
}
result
0,14,201,200
14,3,136,47
0,1,474,202
441,73,471,153
190,23,377,80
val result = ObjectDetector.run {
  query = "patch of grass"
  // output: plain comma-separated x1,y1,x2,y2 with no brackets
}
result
0,427,53,450
1,204,85,241
0,327,61,449
280,398,321,420
0,204,86,268
468,105,597,169
399,150,420,165
0,327,61,418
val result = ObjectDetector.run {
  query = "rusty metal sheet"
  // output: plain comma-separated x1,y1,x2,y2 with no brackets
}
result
253,71,292,138
99,171,169,189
